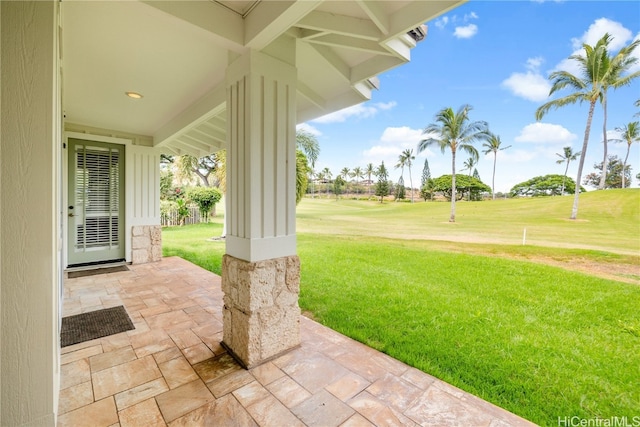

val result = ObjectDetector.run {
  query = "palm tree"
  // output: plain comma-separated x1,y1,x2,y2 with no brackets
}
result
297,130,320,198
350,166,364,194
321,167,332,197
615,122,640,188
482,134,511,200
555,146,581,195
340,167,350,194
418,105,488,222
461,157,477,176
365,163,375,196
460,157,478,201
402,149,416,203
536,34,617,219
597,37,640,190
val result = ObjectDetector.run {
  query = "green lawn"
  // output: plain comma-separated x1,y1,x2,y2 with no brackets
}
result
162,190,640,426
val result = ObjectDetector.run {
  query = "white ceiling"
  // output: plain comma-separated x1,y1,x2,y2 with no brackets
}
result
62,0,464,157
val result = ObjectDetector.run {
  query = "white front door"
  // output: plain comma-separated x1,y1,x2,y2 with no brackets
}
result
67,138,125,266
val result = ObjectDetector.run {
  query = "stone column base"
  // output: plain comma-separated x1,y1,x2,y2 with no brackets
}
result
221,254,301,368
131,225,162,264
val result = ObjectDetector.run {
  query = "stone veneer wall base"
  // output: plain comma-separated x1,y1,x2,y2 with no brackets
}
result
131,225,162,264
221,254,301,368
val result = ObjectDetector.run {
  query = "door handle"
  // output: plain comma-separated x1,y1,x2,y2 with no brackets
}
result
68,213,75,217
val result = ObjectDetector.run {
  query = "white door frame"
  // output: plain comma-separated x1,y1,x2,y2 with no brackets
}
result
63,131,133,268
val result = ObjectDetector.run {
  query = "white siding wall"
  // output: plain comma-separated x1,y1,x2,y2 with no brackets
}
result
1,1,61,425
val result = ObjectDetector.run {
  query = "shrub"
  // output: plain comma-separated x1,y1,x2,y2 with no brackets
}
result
187,187,222,222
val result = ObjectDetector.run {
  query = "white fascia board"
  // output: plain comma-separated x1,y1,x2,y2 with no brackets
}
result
153,85,226,148
244,0,322,50
350,55,405,85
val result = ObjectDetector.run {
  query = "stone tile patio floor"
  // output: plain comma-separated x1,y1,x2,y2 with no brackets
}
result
58,256,536,427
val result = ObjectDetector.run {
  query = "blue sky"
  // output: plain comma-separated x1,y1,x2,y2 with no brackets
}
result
299,0,640,193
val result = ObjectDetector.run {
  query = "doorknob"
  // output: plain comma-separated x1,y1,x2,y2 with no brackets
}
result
68,213,75,217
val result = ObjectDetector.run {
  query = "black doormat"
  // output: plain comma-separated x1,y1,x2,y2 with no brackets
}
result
67,265,129,278
61,305,135,347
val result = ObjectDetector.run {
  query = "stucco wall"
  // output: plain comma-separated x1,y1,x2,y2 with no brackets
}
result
1,2,60,425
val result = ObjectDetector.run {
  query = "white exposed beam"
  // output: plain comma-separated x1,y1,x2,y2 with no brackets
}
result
309,44,351,83
383,36,413,61
172,140,206,158
154,85,226,148
201,118,226,133
142,1,245,52
296,10,382,41
306,34,393,56
297,81,326,109
179,134,216,153
244,0,321,50
191,127,226,147
356,0,389,36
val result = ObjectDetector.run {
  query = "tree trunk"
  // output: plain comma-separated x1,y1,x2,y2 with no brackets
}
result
571,100,596,220
491,152,497,200
562,161,569,195
598,94,608,190
408,166,414,203
450,149,456,222
622,144,631,189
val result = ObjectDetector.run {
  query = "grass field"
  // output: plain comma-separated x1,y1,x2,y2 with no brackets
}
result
162,189,640,426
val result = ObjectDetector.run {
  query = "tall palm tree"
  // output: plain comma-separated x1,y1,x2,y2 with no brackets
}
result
482,134,511,200
365,163,375,196
536,34,614,219
350,167,364,194
340,167,350,194
597,37,640,190
615,121,640,188
321,167,332,197
418,104,488,222
460,157,478,201
403,149,416,203
555,146,581,195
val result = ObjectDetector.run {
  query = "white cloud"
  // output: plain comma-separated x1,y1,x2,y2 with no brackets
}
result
556,18,637,75
454,24,478,39
502,72,551,102
501,57,551,102
362,126,429,164
571,18,633,51
311,101,397,124
515,123,577,144
464,12,478,21
435,16,449,30
296,123,322,137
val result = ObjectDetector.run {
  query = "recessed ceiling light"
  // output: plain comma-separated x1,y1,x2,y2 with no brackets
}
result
125,91,143,99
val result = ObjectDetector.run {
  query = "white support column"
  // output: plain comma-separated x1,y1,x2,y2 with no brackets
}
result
225,50,297,263
222,49,300,368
